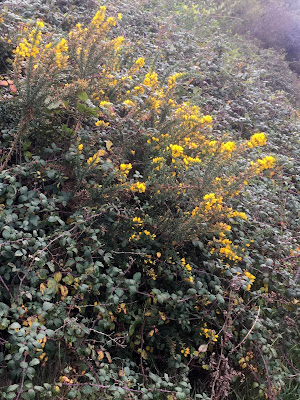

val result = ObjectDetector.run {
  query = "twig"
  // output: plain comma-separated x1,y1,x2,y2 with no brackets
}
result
0,275,12,298
230,306,260,354
15,353,27,400
257,347,276,400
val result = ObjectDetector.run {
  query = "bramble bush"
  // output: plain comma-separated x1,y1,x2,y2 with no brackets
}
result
0,2,299,400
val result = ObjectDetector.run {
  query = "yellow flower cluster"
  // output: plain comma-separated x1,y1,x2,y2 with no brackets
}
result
181,258,192,272
183,156,201,167
143,71,158,87
255,155,276,172
135,57,145,68
15,22,44,59
169,144,184,158
143,230,156,238
113,36,124,51
103,17,117,30
95,120,110,127
100,101,112,108
119,163,132,180
149,97,161,110
221,141,236,154
175,102,202,128
56,38,68,69
168,72,184,89
210,238,241,262
227,210,247,220
201,326,218,342
218,238,242,262
181,347,190,357
134,85,144,94
123,99,136,108
132,217,143,225
203,193,223,210
181,258,193,283
152,157,165,170
129,230,156,241
87,149,106,165
130,181,146,193
244,270,256,291
59,375,74,384
239,351,254,369
247,132,267,148
91,6,106,29
200,115,212,124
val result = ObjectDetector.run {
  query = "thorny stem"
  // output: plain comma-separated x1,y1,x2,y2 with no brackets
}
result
15,353,27,400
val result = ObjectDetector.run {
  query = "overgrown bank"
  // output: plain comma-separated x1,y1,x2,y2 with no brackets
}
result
0,1,299,399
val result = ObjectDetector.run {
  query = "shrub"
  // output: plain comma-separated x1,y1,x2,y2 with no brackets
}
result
0,3,299,400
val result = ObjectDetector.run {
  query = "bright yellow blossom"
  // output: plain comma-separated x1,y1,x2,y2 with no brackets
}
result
130,182,146,193
169,144,184,158
143,71,158,87
247,132,267,148
135,57,145,68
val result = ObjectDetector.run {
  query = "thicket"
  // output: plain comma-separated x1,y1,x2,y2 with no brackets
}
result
0,1,299,400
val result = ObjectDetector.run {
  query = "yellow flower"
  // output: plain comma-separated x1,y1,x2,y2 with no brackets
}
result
143,71,158,87
119,163,132,179
227,210,247,220
256,155,276,171
203,193,223,210
123,99,135,108
132,217,143,225
120,163,132,171
92,8,106,27
100,101,112,108
130,181,146,193
169,144,184,158
95,120,110,127
36,21,44,28
78,144,83,151
221,141,236,153
168,72,183,88
135,57,145,68
56,38,68,68
201,115,212,124
248,132,267,148
113,36,124,50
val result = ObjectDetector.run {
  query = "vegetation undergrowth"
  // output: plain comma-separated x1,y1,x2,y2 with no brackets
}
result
0,1,299,399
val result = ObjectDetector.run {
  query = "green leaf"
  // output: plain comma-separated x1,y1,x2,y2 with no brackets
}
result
42,302,53,311
29,358,40,367
82,385,94,395
2,229,11,239
20,361,28,369
133,272,141,282
63,274,74,285
28,389,35,399
24,151,32,159
9,322,21,330
78,91,89,102
54,272,62,282
47,100,63,110
8,384,19,392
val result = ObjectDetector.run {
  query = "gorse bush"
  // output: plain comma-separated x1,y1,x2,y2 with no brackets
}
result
0,3,299,400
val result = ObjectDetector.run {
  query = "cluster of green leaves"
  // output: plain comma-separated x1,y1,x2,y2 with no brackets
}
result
0,1,299,400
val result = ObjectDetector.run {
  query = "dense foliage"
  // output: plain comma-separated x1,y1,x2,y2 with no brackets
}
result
0,1,299,399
